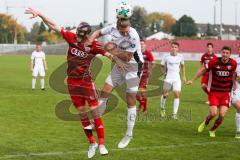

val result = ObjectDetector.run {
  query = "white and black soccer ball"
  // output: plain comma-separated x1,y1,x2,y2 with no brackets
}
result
116,2,133,19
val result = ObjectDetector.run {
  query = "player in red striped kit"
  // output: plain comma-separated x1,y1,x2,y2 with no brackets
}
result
187,46,237,137
199,43,218,103
137,38,155,112
25,8,125,158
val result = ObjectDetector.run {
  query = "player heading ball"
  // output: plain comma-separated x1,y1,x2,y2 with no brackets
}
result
25,8,125,159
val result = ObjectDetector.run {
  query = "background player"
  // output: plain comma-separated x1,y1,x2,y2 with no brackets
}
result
89,17,142,149
31,44,47,90
187,46,237,138
137,38,155,112
25,8,125,158
231,46,240,139
160,42,186,119
199,43,218,103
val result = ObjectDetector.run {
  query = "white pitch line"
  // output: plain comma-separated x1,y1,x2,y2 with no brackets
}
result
0,140,239,159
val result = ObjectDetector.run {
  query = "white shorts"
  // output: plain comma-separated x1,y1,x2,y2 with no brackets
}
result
32,67,45,77
231,90,240,104
105,65,140,93
163,79,182,92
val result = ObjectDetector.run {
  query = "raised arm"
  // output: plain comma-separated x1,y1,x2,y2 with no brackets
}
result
186,65,206,85
25,8,61,33
88,30,102,42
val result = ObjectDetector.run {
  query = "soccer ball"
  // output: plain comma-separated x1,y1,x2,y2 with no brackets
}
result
116,2,133,19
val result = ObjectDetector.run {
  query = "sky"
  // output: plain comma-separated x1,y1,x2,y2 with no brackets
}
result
0,0,239,31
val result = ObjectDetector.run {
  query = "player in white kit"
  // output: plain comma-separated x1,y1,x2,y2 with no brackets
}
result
89,17,142,149
31,44,48,90
160,42,186,119
231,46,240,139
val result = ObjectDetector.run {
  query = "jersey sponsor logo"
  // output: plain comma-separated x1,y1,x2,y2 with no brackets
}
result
131,44,136,48
216,71,230,77
71,48,87,58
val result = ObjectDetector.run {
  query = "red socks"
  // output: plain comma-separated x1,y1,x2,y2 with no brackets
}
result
94,118,104,145
81,117,95,144
137,96,147,112
205,115,213,125
211,117,223,131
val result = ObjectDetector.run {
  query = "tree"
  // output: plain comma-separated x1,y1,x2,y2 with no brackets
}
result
130,6,147,38
171,15,198,37
146,12,163,34
146,12,176,35
39,21,46,34
0,13,27,43
161,13,176,33
28,22,40,43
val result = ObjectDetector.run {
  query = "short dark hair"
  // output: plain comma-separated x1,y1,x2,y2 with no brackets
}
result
222,46,232,53
36,43,42,46
171,41,180,47
117,18,131,29
207,43,214,47
140,36,146,42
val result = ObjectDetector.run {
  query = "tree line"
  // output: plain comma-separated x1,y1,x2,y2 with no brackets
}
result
0,7,199,44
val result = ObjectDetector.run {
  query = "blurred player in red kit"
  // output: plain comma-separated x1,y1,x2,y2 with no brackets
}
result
25,8,125,158
199,43,218,103
137,38,155,112
187,46,237,137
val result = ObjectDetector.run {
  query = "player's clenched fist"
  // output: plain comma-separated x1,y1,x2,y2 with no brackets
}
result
104,42,117,52
185,80,193,85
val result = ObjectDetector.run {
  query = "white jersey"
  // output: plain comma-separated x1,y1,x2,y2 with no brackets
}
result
234,56,240,74
31,51,45,69
161,53,184,80
101,24,143,66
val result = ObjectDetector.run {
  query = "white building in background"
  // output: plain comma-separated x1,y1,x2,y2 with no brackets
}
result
147,31,175,40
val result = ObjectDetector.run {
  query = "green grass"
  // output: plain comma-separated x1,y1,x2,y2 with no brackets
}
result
0,55,239,160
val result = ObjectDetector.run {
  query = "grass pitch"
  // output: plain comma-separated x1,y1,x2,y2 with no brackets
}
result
0,55,239,160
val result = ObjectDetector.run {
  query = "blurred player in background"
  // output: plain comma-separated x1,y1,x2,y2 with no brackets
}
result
187,46,237,138
137,38,155,112
89,17,142,149
199,43,218,104
25,8,125,158
31,43,47,90
160,42,186,119
231,46,240,139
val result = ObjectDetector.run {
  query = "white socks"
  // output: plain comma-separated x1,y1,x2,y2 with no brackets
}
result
98,98,108,116
173,98,180,114
160,95,166,109
40,78,45,89
32,78,36,89
236,113,240,132
126,107,137,137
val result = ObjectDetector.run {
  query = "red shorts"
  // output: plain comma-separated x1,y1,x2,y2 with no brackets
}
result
67,78,98,108
201,75,209,85
208,92,231,107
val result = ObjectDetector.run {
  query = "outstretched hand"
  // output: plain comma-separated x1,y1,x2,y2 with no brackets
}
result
24,8,40,19
185,80,193,85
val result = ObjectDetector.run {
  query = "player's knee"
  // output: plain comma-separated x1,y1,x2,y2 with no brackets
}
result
210,111,217,117
173,91,180,98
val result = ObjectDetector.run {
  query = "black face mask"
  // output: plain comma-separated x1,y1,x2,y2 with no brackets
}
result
76,24,91,39
76,30,89,39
